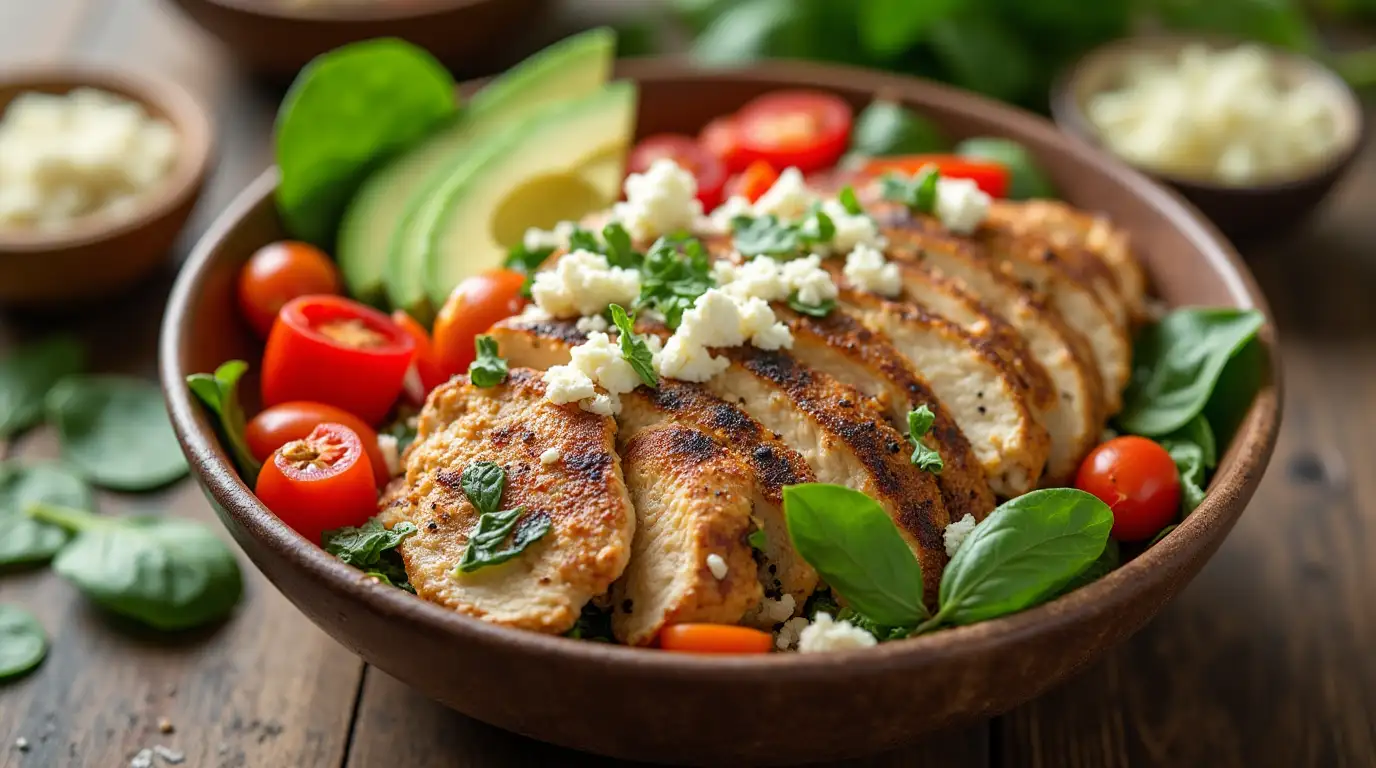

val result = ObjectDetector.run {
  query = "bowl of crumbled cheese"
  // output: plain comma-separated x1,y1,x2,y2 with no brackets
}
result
1052,36,1363,241
0,67,213,306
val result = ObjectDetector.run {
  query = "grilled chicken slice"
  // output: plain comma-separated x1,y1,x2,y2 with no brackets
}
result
774,304,995,523
839,290,1050,497
611,423,763,646
380,369,634,634
490,319,819,610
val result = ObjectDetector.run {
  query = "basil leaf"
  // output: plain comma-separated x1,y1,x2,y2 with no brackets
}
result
783,483,928,627
0,336,84,440
732,214,802,257
457,507,551,573
934,488,1112,626
46,376,188,492
323,518,417,591
467,335,508,388
1055,538,1119,597
906,405,944,474
880,169,939,214
0,604,46,681
460,461,505,516
0,462,92,566
609,304,658,388
1117,308,1264,436
838,185,865,215
602,222,640,269
747,528,769,552
29,504,243,631
786,293,835,318
186,360,261,486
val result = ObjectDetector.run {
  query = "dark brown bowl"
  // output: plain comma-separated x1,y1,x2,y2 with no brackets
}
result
0,66,213,308
1051,35,1365,242
165,0,551,78
160,59,1282,765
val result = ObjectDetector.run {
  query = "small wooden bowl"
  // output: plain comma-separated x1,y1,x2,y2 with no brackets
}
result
166,0,551,78
162,60,1282,764
0,67,213,308
1052,36,1364,242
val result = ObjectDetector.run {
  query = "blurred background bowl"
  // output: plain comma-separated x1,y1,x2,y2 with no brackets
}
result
1051,35,1364,242
166,0,552,78
0,66,213,309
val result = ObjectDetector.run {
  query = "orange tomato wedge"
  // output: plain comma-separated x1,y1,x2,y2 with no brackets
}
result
659,624,774,654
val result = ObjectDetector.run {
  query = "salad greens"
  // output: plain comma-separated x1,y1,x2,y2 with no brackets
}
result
609,304,659,388
0,604,46,681
467,336,509,388
850,99,950,158
46,376,189,492
323,518,417,592
187,360,261,486
637,237,715,329
0,462,93,567
906,406,944,474
456,462,551,573
1159,415,1217,516
732,210,836,260
881,169,940,214
0,336,84,442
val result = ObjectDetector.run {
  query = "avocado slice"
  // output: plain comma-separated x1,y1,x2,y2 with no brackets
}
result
336,28,615,309
417,82,638,309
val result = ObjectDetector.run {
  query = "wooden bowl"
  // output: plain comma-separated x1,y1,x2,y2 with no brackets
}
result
160,60,1282,765
166,0,551,78
0,67,213,308
1051,35,1364,242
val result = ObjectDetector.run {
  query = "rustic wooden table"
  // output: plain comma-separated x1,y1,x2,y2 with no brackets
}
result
2,2,1374,766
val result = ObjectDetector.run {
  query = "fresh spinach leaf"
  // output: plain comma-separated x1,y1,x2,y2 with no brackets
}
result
783,483,928,627
1160,415,1217,517
850,99,950,158
467,336,508,388
906,405,944,474
0,604,46,681
0,336,84,440
186,360,261,486
46,376,188,492
275,39,458,247
0,462,92,566
955,137,1056,200
1117,308,1265,436
29,504,243,631
461,461,506,515
881,169,940,214
930,488,1112,628
609,304,658,388
457,507,552,573
786,294,835,318
1055,538,1119,596
323,518,417,592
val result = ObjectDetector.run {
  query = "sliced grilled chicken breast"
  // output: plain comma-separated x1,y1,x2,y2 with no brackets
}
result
382,369,634,634
611,423,763,646
774,304,996,523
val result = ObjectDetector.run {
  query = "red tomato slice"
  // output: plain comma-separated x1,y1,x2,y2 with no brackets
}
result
432,269,528,379
699,116,749,174
237,241,342,338
734,91,854,173
245,401,391,488
1075,436,1182,543
627,134,727,211
725,160,780,204
261,296,415,425
391,310,448,400
255,423,378,545
858,155,1011,198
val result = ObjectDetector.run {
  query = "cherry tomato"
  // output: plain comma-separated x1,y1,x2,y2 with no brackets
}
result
1075,436,1182,543
255,423,377,545
725,159,780,204
261,295,415,425
734,91,853,173
432,269,527,378
699,116,749,174
246,402,391,488
627,134,727,211
237,241,342,338
858,155,1011,198
391,310,448,399
659,624,774,654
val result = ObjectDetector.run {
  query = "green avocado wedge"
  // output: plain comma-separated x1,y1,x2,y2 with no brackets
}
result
344,28,615,317
417,82,638,309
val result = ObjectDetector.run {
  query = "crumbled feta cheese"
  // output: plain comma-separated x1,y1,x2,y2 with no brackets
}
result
574,314,609,333
539,448,562,466
944,513,978,557
569,331,642,394
582,392,620,416
714,256,789,302
752,167,814,220
934,177,990,235
613,158,703,241
737,296,792,350
747,593,797,627
775,616,811,650
798,612,879,653
843,243,903,297
680,289,748,347
782,255,839,306
706,553,728,580
515,304,552,323
522,220,576,251
376,434,402,478
821,199,887,254
543,365,597,404
530,250,641,318
652,334,730,382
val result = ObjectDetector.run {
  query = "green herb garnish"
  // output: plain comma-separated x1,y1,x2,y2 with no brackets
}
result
786,293,835,318
838,185,865,215
456,462,551,573
747,528,769,552
323,518,417,592
609,304,658,388
881,168,940,214
906,405,944,474
467,335,508,388
637,236,715,329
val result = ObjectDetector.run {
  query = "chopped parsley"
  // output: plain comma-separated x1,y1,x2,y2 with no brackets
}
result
503,243,551,299
906,405,944,474
838,185,864,215
600,221,640,269
467,335,508,388
609,304,658,388
787,293,835,318
732,209,836,259
636,236,714,329
881,168,940,214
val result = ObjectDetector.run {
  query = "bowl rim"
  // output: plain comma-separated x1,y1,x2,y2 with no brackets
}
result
191,0,494,23
1050,33,1366,194
161,57,1283,678
0,64,215,253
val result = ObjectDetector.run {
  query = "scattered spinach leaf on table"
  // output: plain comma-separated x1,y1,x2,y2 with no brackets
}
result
187,360,261,486
323,518,417,592
0,336,84,441
0,462,93,567
0,604,47,681
46,375,189,492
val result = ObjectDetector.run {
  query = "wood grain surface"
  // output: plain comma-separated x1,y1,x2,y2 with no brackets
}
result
0,1,1371,766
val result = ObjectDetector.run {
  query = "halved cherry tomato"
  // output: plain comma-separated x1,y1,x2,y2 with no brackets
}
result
659,624,774,654
858,155,1011,198
391,310,448,399
725,159,780,204
237,241,342,338
734,90,853,173
699,116,749,174
627,134,727,211
256,423,377,545
432,269,527,378
246,402,391,488
1075,436,1181,543
261,295,415,425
